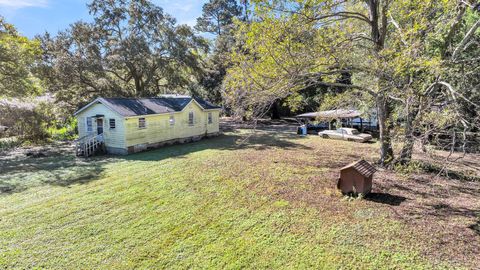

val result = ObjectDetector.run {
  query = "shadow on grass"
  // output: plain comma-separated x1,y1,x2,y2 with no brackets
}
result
469,221,480,236
365,192,407,206
121,131,311,162
362,140,377,145
418,161,480,182
428,203,480,220
0,153,110,195
1,131,310,195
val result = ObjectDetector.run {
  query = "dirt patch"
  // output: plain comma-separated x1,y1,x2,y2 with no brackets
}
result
372,169,480,268
413,148,480,181
228,133,480,268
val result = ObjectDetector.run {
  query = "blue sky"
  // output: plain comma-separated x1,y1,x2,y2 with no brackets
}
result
0,0,208,38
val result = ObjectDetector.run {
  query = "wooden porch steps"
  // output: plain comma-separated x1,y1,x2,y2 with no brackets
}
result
76,134,105,157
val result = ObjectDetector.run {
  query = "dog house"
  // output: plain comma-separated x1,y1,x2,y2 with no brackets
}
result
337,159,376,195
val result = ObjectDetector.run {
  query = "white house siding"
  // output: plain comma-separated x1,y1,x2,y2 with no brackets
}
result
77,102,126,151
76,99,221,155
206,110,220,134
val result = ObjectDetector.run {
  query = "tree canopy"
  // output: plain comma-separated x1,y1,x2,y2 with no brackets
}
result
195,0,242,35
0,17,42,98
223,0,480,165
194,0,244,105
40,0,208,108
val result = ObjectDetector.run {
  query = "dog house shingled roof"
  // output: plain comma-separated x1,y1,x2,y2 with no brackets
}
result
340,159,376,177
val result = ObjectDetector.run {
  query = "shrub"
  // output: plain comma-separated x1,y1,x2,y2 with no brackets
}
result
0,98,52,142
47,117,78,141
0,137,21,151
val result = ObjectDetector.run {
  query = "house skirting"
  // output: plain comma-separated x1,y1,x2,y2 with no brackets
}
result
106,132,220,155
105,146,129,155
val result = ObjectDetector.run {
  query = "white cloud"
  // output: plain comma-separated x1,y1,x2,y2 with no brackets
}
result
0,0,48,9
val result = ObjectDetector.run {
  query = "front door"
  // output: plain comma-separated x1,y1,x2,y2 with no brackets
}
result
96,118,104,135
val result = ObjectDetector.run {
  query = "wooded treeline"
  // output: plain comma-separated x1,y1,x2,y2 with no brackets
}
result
223,0,480,166
1,0,479,166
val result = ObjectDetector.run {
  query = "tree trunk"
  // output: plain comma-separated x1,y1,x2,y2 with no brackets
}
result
367,0,393,166
377,94,394,166
134,75,143,97
270,101,281,119
397,102,419,165
398,134,414,165
242,0,249,21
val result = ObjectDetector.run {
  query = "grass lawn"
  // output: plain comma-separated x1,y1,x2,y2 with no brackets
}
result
1,129,479,269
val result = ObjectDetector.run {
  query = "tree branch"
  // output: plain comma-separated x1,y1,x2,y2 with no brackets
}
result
442,3,467,58
310,81,376,96
452,19,480,60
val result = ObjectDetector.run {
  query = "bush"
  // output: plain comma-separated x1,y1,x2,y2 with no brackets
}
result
47,117,78,141
0,98,52,141
0,97,79,144
0,137,21,151
393,160,424,176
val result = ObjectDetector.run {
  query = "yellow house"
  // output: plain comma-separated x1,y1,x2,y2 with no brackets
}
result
74,95,221,156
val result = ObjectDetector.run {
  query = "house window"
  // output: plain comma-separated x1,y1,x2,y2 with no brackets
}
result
188,112,194,126
169,115,175,126
86,117,93,132
208,112,213,124
139,118,146,129
108,118,115,129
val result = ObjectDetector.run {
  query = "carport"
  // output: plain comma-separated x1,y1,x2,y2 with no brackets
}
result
295,109,362,131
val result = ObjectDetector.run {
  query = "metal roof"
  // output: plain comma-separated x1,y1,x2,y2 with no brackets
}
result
74,96,221,117
341,159,377,177
193,98,222,111
296,109,361,119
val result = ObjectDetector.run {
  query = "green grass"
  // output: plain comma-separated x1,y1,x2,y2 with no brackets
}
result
0,130,453,269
